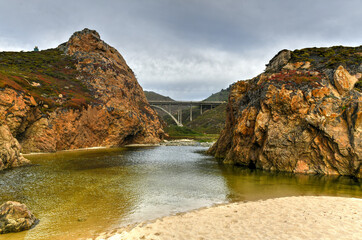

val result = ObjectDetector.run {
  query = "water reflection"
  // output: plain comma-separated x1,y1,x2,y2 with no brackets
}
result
0,146,360,240
218,164,361,202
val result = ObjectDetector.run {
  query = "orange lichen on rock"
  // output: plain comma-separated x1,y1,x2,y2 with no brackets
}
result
209,49,362,178
0,29,164,168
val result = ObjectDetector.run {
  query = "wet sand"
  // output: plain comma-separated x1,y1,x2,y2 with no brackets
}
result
97,196,362,240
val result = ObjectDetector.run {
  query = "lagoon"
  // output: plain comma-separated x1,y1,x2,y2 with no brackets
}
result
0,146,360,240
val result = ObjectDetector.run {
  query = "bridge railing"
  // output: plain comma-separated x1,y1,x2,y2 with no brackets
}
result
148,100,226,106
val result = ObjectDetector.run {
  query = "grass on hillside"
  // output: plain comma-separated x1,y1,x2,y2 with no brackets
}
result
186,104,226,134
290,45,362,70
0,49,96,111
203,87,231,101
165,125,219,142
144,90,174,101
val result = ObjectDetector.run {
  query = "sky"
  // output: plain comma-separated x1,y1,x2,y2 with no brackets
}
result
0,0,361,100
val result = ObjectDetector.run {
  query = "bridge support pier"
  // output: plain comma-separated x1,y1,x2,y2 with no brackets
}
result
190,105,193,121
178,108,182,125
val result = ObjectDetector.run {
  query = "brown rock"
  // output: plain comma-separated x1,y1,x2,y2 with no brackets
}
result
0,125,30,170
265,50,291,72
0,28,164,156
334,65,358,94
0,201,38,234
209,65,362,178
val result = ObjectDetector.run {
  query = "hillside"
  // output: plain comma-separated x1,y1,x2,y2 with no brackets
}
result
209,45,362,178
0,49,95,111
0,28,164,169
203,86,231,101
144,91,174,101
185,103,227,134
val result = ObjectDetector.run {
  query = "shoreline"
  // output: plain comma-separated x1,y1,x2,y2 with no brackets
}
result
92,196,362,240
126,139,214,147
21,140,214,155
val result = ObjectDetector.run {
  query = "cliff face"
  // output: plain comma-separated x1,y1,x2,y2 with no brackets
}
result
0,28,164,168
209,46,362,178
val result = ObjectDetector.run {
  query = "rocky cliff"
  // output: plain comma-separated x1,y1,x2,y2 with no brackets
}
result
209,46,362,178
0,28,164,169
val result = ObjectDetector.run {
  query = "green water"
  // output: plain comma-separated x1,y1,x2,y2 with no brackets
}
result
0,146,361,240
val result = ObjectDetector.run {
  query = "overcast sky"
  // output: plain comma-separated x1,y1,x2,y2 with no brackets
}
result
0,0,361,100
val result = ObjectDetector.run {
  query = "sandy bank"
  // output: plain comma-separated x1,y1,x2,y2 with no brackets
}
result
126,139,214,147
96,196,361,240
21,140,213,156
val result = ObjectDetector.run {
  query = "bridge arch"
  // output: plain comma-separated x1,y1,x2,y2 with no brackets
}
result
150,105,183,127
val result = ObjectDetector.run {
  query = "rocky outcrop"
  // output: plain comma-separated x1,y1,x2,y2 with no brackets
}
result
334,65,358,94
0,124,29,170
0,28,164,162
0,201,37,234
265,50,291,72
209,46,362,178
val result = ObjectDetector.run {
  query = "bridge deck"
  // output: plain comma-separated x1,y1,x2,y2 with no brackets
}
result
148,100,226,106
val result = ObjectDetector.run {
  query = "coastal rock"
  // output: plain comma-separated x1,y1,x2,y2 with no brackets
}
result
209,46,362,178
0,201,37,234
334,65,358,94
0,28,164,157
265,50,291,72
0,124,30,170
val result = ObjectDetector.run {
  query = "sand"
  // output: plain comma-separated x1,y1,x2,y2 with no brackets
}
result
97,196,362,240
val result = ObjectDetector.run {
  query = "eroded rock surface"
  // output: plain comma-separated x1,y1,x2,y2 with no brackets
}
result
0,121,29,170
209,46,362,178
0,201,37,234
0,28,164,160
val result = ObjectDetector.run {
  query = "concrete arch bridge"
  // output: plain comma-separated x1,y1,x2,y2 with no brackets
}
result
148,100,225,127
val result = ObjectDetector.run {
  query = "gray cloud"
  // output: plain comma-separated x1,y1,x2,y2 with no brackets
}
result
0,0,361,100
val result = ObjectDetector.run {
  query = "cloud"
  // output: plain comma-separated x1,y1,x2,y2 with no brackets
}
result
130,47,266,100
0,0,361,100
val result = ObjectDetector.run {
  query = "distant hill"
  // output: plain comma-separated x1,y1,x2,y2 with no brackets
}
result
203,85,231,101
144,91,174,101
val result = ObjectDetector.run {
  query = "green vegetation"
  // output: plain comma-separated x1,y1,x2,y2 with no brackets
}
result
290,45,362,71
144,91,174,101
186,104,227,134
165,125,219,142
203,86,231,101
0,49,96,111
166,125,202,136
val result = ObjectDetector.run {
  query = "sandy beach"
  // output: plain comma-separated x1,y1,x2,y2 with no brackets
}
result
96,196,362,240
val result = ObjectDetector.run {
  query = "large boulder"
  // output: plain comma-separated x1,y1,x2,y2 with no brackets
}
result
334,65,358,94
209,46,362,178
265,50,291,72
0,201,38,234
0,124,30,170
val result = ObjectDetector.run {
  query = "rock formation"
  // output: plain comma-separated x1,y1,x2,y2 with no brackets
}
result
0,124,30,170
209,46,362,178
0,201,38,234
0,28,164,169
